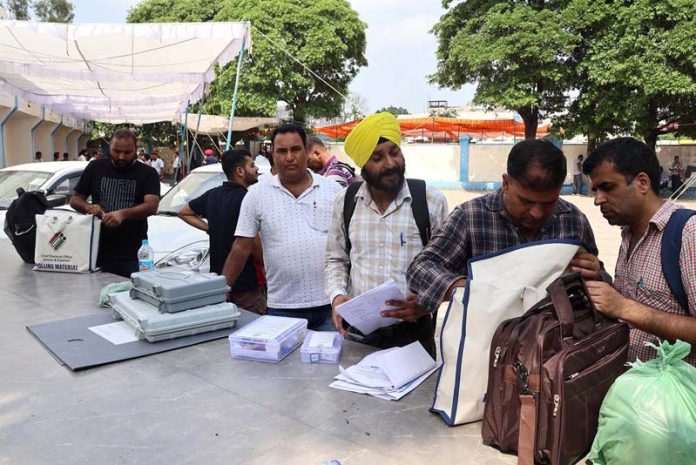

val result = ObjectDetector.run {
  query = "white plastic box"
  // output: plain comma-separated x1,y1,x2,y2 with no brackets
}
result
228,316,308,363
300,331,343,364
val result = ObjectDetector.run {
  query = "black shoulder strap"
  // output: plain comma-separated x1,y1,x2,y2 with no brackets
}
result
343,181,363,253
407,179,431,246
661,208,696,311
343,179,432,252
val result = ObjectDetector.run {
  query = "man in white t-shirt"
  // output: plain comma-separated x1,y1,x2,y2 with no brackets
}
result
150,151,165,180
223,124,342,330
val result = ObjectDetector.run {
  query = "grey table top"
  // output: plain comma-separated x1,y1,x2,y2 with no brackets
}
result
0,243,516,465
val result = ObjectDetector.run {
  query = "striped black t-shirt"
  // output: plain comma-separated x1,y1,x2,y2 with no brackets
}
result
74,158,160,261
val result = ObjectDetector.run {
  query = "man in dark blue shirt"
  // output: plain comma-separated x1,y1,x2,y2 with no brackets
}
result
177,149,265,314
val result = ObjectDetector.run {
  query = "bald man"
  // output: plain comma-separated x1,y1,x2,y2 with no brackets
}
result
325,112,448,356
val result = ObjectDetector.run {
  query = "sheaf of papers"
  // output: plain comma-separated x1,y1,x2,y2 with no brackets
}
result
329,341,442,400
335,279,404,335
88,321,140,345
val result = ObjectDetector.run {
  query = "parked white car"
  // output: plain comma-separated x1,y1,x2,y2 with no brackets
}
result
135,155,272,271
0,161,88,239
0,156,273,272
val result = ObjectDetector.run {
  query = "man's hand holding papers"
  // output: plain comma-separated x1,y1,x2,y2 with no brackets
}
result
335,279,405,335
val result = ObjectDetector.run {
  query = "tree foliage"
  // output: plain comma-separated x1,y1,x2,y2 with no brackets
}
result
33,0,74,23
558,0,696,149
431,1,576,139
5,0,30,20
377,106,409,116
127,0,367,124
434,0,696,148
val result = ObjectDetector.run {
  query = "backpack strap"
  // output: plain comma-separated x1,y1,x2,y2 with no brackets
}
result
661,208,696,311
343,181,363,253
406,179,431,246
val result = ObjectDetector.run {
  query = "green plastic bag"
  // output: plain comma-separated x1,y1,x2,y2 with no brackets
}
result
98,281,133,307
587,340,696,465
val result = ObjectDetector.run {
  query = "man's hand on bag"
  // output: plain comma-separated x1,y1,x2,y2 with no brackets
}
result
101,210,125,228
569,250,601,280
382,295,427,323
85,204,103,217
586,281,628,319
331,295,351,336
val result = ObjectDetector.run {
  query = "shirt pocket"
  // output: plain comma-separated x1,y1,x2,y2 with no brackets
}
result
636,283,680,313
303,202,333,233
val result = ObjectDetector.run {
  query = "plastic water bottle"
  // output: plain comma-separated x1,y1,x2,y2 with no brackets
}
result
137,239,155,271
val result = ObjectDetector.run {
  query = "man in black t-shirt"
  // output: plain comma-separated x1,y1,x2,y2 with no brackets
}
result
71,129,160,277
177,149,265,314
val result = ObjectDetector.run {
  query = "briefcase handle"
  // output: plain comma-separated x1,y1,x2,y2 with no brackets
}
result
546,272,606,339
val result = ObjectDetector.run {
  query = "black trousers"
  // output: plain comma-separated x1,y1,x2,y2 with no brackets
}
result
100,259,139,278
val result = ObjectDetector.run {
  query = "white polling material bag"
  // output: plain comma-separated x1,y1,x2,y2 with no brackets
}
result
431,240,581,425
33,211,101,273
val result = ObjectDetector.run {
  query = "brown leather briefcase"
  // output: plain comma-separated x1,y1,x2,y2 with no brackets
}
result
481,273,629,465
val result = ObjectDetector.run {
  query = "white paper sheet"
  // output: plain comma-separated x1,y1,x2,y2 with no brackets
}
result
307,331,338,349
88,321,140,345
335,279,404,335
232,316,302,340
372,341,438,388
329,344,441,401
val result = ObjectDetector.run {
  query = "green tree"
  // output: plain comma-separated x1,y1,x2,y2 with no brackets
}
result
33,0,74,22
126,0,218,23
377,106,409,116
560,0,696,149
431,1,576,139
5,0,30,20
128,0,367,124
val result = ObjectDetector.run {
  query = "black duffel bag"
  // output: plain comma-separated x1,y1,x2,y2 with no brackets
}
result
3,187,50,263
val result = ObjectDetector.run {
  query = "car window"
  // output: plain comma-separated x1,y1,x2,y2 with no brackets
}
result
0,170,52,208
157,171,227,214
51,175,81,195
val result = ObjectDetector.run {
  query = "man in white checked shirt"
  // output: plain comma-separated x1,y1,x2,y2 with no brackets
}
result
325,113,448,356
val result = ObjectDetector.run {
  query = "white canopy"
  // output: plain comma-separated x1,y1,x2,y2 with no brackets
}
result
181,114,279,135
0,21,251,124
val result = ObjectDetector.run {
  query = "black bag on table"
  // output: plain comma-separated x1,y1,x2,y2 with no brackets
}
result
3,188,50,263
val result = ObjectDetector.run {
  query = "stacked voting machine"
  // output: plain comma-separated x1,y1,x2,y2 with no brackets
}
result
110,291,240,342
108,269,240,342
130,270,229,313
330,341,442,400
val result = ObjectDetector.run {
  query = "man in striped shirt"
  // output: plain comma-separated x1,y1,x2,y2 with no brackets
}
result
583,138,696,365
325,113,448,355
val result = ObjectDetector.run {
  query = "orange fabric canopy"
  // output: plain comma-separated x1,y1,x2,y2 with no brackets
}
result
314,116,550,141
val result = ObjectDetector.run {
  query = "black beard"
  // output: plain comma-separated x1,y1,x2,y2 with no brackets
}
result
361,164,406,194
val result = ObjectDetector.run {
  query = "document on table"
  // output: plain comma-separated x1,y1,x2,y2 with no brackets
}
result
88,321,140,345
232,316,301,341
329,342,441,401
335,279,404,335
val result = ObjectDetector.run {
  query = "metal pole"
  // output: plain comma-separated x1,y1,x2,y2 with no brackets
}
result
226,25,248,151
178,103,189,181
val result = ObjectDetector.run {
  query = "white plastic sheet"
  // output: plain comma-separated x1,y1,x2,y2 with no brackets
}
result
0,20,251,123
